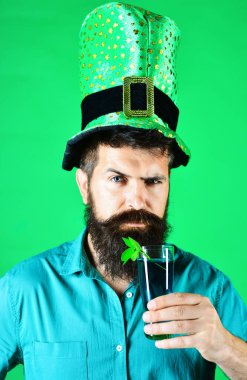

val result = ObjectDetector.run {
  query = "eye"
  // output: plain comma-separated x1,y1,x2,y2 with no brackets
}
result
111,175,125,183
145,178,162,185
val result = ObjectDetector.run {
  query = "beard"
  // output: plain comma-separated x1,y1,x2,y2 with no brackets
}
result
84,190,172,282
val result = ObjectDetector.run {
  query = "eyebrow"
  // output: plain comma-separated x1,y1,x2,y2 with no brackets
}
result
105,168,167,181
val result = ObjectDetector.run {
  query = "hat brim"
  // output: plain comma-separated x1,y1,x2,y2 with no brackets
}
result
62,124,190,171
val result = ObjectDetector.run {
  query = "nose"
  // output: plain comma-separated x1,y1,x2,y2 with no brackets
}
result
125,180,148,210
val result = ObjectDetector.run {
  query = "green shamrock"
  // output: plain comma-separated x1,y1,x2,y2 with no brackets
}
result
121,237,166,271
121,237,143,264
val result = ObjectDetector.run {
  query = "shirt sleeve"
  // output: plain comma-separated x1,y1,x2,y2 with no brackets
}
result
0,272,22,379
217,272,247,342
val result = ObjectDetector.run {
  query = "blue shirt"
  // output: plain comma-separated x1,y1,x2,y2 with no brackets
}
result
0,227,246,380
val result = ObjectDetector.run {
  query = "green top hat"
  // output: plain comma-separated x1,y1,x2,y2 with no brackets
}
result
62,1,191,170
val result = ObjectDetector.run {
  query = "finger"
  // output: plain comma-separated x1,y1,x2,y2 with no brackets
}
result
155,335,195,350
143,304,202,323
147,292,204,311
144,319,199,336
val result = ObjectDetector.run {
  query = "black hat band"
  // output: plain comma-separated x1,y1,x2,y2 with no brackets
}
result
81,84,179,131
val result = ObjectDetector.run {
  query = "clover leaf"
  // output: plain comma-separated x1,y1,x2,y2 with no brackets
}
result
121,237,142,265
121,237,166,271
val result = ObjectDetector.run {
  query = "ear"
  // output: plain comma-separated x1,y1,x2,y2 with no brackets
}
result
76,169,89,204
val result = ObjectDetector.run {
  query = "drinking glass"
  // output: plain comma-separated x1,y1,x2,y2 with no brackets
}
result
137,244,174,340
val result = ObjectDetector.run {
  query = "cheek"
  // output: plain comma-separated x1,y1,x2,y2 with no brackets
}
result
92,180,122,218
152,186,169,216
97,179,121,200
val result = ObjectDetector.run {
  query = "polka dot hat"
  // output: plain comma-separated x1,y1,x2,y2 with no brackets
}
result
62,2,191,170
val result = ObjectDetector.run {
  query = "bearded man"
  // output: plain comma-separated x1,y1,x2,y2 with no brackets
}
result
79,129,173,291
0,2,247,380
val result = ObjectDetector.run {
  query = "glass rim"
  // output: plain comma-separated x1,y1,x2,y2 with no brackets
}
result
140,244,174,260
141,244,175,254
141,244,174,250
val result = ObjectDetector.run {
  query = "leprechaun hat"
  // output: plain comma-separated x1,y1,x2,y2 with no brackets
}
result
62,1,191,170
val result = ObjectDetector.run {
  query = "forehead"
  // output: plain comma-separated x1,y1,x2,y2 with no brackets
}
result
96,145,169,173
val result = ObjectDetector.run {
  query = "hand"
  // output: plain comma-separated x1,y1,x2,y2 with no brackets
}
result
142,292,232,364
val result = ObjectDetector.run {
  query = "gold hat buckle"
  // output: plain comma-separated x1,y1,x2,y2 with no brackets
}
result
123,76,154,117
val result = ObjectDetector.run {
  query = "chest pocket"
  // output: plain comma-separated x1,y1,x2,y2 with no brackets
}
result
33,341,88,380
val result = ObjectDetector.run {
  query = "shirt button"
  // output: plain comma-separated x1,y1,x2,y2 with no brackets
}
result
116,345,122,352
126,291,133,298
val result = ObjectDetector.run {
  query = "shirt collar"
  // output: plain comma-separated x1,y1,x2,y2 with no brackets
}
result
59,226,91,276
59,227,138,291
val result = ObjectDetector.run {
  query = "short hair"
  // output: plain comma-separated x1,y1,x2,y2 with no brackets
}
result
79,127,175,180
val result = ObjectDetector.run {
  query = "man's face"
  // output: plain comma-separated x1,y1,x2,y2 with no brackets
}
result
86,145,169,219
76,144,172,281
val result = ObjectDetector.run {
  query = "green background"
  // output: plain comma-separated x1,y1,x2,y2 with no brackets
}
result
1,0,246,378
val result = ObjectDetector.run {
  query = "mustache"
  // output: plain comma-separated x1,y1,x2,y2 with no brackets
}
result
99,209,164,229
